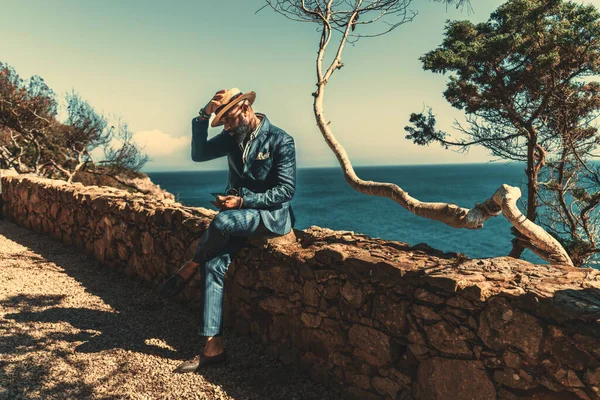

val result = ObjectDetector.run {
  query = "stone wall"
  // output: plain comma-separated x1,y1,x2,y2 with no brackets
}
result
2,174,600,400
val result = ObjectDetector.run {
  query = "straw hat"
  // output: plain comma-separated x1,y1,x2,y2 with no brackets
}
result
211,88,256,127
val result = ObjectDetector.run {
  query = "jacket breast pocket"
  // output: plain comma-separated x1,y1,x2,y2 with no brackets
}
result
251,158,273,180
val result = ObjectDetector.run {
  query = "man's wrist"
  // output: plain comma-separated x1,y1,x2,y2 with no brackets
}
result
238,196,244,209
199,107,211,120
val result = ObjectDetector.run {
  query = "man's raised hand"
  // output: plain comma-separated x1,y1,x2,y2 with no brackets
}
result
202,89,227,115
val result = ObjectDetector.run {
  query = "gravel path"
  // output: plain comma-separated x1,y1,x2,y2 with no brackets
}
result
0,220,340,400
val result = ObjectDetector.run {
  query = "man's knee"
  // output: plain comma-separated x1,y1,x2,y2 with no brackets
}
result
210,212,235,236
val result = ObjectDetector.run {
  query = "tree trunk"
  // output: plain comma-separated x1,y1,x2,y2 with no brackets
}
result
510,138,540,258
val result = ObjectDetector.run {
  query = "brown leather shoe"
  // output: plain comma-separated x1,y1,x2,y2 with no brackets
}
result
173,351,227,373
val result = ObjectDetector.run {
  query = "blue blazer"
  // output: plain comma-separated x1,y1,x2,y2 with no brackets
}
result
191,113,296,236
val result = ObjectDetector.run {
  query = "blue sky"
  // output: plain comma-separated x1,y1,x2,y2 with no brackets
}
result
2,0,599,172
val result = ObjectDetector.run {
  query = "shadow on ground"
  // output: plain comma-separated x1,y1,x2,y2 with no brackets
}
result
0,221,339,400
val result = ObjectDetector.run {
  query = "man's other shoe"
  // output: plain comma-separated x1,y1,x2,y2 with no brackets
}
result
158,274,189,298
173,351,227,373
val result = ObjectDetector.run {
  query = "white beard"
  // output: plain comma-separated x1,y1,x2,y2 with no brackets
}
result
231,122,252,147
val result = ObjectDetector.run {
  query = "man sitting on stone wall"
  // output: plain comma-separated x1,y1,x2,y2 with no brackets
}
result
158,88,297,373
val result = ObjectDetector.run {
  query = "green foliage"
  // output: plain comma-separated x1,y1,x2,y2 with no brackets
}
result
405,109,449,148
420,0,600,117
0,61,149,182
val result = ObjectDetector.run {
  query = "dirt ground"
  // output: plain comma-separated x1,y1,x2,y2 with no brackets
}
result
0,220,339,400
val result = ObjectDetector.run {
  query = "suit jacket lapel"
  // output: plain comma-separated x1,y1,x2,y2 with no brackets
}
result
242,115,270,177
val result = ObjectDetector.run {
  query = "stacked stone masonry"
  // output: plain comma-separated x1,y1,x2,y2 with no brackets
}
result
2,174,600,400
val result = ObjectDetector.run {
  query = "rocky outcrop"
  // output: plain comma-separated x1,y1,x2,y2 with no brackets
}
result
2,174,599,400
72,170,175,201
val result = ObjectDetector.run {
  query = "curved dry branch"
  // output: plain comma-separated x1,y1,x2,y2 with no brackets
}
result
313,78,573,266
494,185,573,265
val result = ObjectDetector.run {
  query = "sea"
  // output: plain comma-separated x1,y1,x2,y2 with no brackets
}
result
147,163,553,264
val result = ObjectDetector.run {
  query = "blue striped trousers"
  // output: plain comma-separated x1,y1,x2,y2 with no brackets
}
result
192,208,275,337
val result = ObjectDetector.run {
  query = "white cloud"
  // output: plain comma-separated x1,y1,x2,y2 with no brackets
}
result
133,129,189,157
